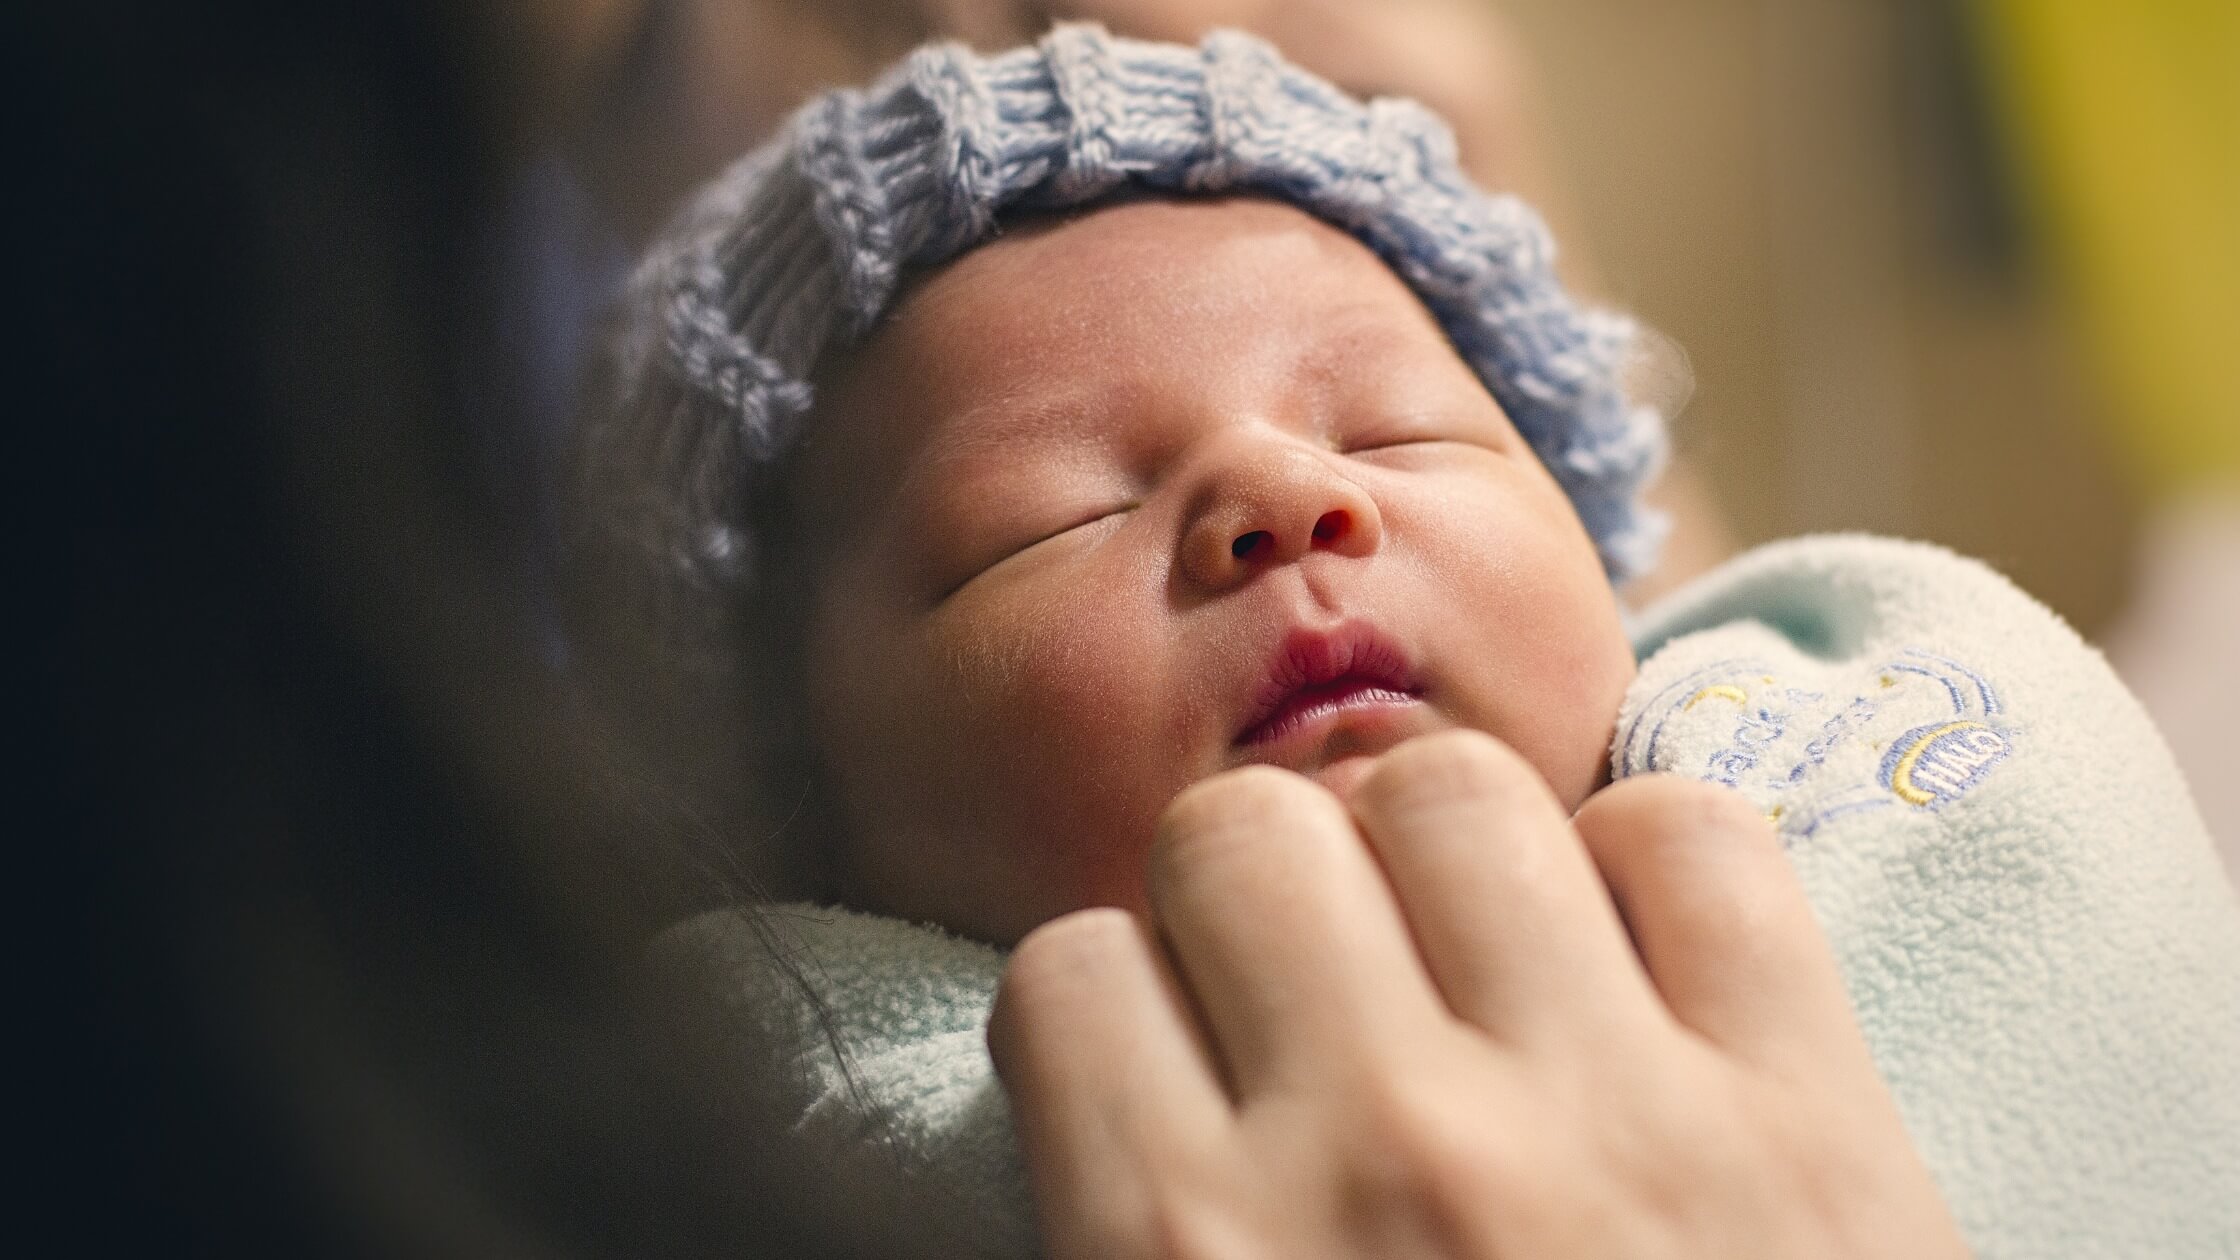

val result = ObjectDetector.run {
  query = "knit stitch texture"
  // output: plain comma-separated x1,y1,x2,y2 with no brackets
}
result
598,23,1668,605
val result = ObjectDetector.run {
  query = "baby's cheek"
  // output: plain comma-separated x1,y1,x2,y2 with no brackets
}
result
1420,502,1631,807
1512,625,1632,806
933,589,1185,908
971,614,1167,786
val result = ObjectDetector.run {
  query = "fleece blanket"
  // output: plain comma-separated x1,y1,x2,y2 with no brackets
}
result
651,535,2240,1259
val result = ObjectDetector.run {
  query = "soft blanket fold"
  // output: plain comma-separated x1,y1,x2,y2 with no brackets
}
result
652,535,2240,1259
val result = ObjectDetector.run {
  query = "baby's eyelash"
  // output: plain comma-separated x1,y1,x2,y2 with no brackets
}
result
1345,436,1464,455
1023,505,1131,550
938,506,1131,602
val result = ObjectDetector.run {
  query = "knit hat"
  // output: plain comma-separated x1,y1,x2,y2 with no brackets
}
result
593,22,1668,621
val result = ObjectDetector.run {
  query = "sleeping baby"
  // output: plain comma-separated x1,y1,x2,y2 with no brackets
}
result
570,25,2240,1259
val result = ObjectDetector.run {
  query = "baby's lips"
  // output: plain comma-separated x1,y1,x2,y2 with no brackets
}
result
1232,620,1421,745
1228,683,1436,787
1236,679,1421,748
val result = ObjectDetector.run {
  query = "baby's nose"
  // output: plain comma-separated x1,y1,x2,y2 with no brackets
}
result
1179,442,1383,590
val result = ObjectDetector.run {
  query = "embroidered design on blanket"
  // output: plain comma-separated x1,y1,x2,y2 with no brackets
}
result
1616,647,2015,844
1880,721,2012,807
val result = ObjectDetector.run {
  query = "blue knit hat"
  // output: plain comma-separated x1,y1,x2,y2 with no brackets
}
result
597,23,1668,608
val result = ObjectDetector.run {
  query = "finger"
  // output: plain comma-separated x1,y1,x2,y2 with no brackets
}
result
1146,765,1445,1095
1570,776,1870,1073
988,908,1233,1247
1344,729,1658,1043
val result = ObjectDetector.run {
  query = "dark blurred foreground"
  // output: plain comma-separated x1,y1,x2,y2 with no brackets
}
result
44,5,795,1253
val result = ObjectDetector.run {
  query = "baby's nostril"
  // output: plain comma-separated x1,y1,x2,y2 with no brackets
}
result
1313,510,1348,542
1231,530,1271,560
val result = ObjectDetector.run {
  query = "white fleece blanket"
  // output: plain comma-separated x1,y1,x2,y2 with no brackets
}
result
652,536,2240,1259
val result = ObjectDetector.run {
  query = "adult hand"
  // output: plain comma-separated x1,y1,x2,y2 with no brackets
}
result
988,730,1969,1259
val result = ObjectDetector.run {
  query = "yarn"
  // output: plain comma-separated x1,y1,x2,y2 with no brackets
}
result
601,23,1670,599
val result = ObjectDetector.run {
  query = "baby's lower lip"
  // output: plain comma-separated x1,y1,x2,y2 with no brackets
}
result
1237,679,1422,748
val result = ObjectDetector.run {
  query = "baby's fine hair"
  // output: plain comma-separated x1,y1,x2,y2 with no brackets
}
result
568,24,1669,894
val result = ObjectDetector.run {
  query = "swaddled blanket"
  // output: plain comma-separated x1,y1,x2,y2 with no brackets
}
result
653,535,2240,1259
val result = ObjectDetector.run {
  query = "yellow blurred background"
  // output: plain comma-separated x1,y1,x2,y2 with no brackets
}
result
1976,0,2237,496
1505,0,2235,626
1495,0,2236,859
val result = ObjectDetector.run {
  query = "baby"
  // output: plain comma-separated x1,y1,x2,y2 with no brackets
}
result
583,23,1658,946
787,191,1638,944
577,24,2239,1260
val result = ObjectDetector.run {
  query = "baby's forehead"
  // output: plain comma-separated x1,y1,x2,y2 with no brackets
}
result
909,197,1431,333
796,199,1474,494
861,199,1454,405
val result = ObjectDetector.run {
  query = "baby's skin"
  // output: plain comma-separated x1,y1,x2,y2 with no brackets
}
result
784,194,1968,1257
793,196,1635,946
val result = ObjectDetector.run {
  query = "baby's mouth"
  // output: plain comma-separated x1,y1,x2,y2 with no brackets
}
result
1232,623,1424,749
1235,676,1423,747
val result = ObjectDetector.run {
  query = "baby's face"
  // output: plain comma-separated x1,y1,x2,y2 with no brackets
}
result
790,198,1635,945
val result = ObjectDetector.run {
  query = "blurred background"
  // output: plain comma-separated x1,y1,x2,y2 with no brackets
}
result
1502,0,2238,862
50,0,2234,1253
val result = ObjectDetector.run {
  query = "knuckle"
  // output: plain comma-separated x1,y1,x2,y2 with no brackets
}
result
1163,764,1321,830
1360,728,1537,812
1004,907,1136,993
992,908,1136,1038
1054,1153,1248,1260
1343,1068,1518,1238
1578,779,1810,945
1579,775,1779,866
1757,1091,1891,1219
1606,1070,1765,1226
1135,1184,1246,1260
1153,765,1335,879
1576,771,1783,887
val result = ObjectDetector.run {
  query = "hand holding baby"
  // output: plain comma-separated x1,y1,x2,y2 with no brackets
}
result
989,730,1971,1259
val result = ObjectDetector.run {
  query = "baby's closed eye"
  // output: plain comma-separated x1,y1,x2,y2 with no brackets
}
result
1001,504,1134,562
1337,428,1510,468
1332,399,1518,459
931,501,1134,601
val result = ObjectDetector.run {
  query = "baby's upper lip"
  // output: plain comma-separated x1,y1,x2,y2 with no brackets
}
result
1233,622,1422,746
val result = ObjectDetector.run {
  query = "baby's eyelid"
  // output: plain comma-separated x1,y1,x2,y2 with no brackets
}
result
1348,435,1446,450
1340,406,1516,454
1343,434,1475,456
938,503,1133,601
1024,503,1131,549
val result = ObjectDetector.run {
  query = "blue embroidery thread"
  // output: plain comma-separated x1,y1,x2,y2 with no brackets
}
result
1878,720,2013,808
